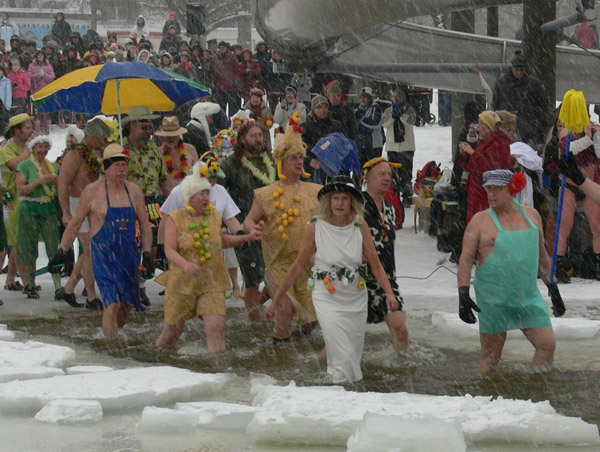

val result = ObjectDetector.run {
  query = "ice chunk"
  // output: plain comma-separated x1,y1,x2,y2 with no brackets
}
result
0,366,231,414
346,412,465,452
247,383,599,446
249,373,277,394
66,366,114,375
34,399,102,424
432,312,600,340
0,366,64,383
0,340,76,368
138,406,198,432
0,325,15,342
175,401,257,430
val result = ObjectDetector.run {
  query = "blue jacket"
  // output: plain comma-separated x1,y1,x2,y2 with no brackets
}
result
356,101,384,150
0,75,12,109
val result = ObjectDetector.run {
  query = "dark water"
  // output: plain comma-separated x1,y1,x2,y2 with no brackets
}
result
6,304,600,431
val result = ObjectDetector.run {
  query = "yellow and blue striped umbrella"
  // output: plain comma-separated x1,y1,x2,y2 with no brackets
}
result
32,62,210,115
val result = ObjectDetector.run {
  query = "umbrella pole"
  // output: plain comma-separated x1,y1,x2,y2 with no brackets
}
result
116,79,124,147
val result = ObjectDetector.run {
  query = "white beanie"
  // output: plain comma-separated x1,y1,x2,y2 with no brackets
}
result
180,162,212,202
66,124,84,144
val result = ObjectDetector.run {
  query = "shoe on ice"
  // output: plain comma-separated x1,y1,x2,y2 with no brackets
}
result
63,291,84,308
85,298,103,310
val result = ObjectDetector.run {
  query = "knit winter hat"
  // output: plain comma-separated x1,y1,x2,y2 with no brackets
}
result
311,95,328,111
511,50,527,67
478,110,502,132
325,80,343,96
180,163,212,202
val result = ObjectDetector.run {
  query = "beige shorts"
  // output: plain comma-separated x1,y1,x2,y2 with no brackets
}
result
70,196,90,233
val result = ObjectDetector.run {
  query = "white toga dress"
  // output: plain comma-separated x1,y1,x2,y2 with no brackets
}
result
313,217,368,383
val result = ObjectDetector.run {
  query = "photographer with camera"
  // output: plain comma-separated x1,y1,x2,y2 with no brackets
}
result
273,86,307,132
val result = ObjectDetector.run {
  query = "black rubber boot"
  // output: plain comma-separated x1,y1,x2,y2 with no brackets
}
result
63,291,84,308
24,285,40,299
555,255,571,284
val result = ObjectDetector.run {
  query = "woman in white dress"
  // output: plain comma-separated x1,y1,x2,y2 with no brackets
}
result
268,175,399,383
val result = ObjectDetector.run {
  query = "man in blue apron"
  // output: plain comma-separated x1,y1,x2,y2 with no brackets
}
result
457,169,565,375
50,143,153,339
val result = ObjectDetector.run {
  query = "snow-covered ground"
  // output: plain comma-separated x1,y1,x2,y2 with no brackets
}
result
0,120,599,451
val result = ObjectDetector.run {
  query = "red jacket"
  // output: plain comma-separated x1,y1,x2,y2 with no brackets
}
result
240,58,262,95
461,130,511,222
210,50,240,92
8,69,31,99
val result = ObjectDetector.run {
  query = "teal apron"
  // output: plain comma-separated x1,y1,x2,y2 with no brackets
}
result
473,200,551,334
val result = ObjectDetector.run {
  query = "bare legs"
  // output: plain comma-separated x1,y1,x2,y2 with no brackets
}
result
64,234,97,301
478,327,555,375
156,314,226,352
385,310,409,353
102,302,131,338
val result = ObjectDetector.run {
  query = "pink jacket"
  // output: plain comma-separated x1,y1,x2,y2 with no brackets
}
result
8,69,31,99
28,59,55,94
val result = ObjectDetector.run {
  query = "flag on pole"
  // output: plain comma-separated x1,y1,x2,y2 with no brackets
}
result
477,64,493,105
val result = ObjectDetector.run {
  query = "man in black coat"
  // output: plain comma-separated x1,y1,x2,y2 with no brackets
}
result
301,95,345,176
51,12,71,48
492,50,552,148
325,80,359,145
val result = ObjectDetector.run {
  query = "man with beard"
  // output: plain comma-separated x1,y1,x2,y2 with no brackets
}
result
155,116,198,196
220,121,275,320
57,118,111,309
51,144,153,340
246,114,321,342
123,106,169,306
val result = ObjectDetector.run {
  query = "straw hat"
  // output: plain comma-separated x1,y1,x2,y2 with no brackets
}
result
5,113,34,139
123,105,159,123
101,143,130,162
154,116,187,137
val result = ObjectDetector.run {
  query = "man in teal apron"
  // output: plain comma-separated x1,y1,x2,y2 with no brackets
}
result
457,169,565,375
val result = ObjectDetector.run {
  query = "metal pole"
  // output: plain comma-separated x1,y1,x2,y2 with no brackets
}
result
116,79,123,147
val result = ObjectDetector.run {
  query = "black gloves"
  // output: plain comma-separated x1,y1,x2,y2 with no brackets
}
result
140,251,155,279
48,248,67,274
458,286,481,324
154,244,168,271
546,283,566,317
558,156,586,186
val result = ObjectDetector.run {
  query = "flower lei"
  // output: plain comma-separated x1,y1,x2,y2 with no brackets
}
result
30,155,58,202
187,204,213,264
308,264,368,294
272,183,301,241
163,142,189,180
241,153,276,186
76,144,102,181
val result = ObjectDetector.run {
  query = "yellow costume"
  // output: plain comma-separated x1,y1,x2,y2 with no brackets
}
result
158,208,231,324
256,181,321,324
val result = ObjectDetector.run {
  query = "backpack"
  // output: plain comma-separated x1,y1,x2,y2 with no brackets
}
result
414,160,441,196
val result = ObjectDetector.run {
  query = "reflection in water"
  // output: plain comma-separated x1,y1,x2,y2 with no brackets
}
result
7,304,600,434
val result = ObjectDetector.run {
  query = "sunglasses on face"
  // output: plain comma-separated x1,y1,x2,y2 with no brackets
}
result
139,124,153,131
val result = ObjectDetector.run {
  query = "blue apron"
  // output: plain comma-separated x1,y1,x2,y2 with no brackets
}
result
91,180,141,309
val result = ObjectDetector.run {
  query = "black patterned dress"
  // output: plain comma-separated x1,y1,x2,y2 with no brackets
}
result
362,191,403,323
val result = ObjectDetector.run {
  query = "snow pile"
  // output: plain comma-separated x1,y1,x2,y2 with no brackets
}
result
0,367,64,384
66,365,114,375
346,412,466,452
432,312,600,340
247,383,599,446
0,340,76,368
0,366,231,414
34,399,103,424
138,406,198,432
0,324,15,342
249,373,277,394
138,401,258,432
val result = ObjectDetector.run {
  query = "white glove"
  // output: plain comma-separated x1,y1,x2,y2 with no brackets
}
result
39,69,44,77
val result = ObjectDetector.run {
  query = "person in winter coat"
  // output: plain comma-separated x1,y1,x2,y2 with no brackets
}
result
210,42,241,116
43,41,64,79
0,63,11,111
159,52,175,70
492,50,552,148
302,95,345,176
62,45,84,74
273,86,307,132
355,87,385,165
290,72,312,108
159,25,181,52
51,12,72,48
382,88,417,200
132,15,148,40
8,59,31,115
162,11,181,37
28,50,55,133
325,80,359,146
69,32,85,57
0,13,18,44
240,49,262,101
243,88,273,152
459,110,511,223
